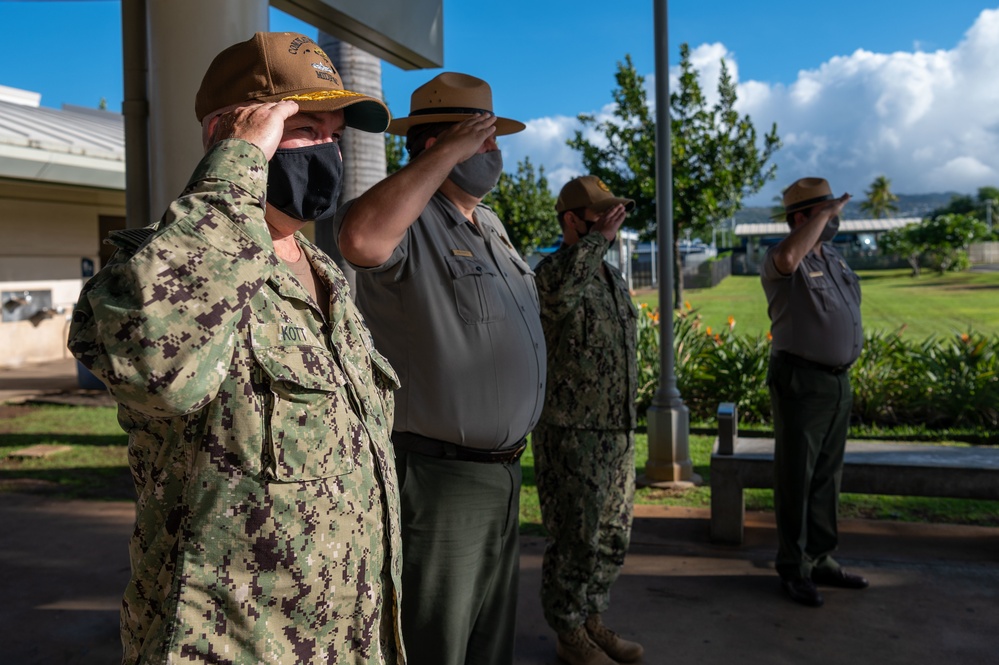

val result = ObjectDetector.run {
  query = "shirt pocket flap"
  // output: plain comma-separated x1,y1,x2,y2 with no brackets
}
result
368,348,400,391
446,255,496,278
251,345,356,482
253,345,344,391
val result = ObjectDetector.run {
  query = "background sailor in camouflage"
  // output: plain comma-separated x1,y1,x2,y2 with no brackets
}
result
532,176,643,665
68,33,405,664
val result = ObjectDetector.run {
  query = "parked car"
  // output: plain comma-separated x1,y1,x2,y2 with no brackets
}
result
678,239,708,255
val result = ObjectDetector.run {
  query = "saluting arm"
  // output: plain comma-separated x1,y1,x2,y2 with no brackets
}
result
337,114,498,268
771,193,851,275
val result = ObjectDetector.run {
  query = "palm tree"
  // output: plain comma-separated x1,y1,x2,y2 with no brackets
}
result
860,175,900,219
315,33,388,289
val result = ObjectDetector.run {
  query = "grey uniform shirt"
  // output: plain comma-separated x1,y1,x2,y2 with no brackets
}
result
761,243,863,367
334,192,546,450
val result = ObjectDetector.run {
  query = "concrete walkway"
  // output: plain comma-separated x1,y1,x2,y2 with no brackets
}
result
2,359,998,663
0,356,114,408
1,494,997,665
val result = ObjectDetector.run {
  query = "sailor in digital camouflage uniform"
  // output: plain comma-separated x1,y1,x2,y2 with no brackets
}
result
68,33,405,664
532,176,644,665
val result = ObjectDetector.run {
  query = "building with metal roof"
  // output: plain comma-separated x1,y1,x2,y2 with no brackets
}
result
731,216,922,275
734,217,922,238
0,86,126,368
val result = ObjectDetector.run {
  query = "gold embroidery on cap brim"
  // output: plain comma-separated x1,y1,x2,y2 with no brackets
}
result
282,90,366,101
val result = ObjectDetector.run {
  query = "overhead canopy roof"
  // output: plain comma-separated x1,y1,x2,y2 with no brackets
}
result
735,217,922,237
0,91,124,190
273,0,443,69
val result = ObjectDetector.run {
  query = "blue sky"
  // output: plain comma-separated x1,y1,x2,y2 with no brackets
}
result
1,1,997,205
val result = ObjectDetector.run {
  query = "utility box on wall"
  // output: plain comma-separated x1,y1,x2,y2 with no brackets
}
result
1,290,64,323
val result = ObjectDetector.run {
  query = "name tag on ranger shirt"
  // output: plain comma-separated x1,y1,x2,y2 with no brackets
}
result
809,271,824,278
451,249,474,257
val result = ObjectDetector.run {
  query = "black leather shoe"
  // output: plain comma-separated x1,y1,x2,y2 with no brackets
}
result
812,568,870,589
781,577,824,607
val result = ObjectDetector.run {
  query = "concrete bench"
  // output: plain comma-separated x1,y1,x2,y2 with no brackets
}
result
710,402,999,544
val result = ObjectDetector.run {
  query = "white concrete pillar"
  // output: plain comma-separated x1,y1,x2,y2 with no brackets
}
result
146,0,268,221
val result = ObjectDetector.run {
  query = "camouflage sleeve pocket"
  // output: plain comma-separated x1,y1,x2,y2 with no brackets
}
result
253,345,358,482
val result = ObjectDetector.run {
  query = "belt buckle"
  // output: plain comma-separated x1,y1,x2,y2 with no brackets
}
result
507,441,527,463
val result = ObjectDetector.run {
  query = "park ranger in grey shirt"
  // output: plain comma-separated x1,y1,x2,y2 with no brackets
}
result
761,177,870,610
336,190,544,448
333,73,545,665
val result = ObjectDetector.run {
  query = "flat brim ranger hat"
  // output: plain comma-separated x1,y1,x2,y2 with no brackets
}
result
386,72,526,136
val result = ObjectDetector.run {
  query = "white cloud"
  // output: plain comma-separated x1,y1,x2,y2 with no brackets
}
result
505,8,999,207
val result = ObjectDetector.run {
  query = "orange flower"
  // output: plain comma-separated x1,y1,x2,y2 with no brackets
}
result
727,315,736,330
713,333,723,344
960,333,971,343
706,326,712,336
766,331,773,342
650,310,660,323
684,300,692,311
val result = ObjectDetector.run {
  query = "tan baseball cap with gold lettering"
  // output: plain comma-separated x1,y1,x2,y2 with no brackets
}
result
194,32,390,133
556,176,635,214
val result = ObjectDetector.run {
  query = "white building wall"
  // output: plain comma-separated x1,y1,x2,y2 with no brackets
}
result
0,180,124,368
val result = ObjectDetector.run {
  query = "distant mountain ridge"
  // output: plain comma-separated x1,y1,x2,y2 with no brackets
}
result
734,192,962,225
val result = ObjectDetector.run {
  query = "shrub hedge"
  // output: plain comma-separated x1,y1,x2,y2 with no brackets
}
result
636,305,999,434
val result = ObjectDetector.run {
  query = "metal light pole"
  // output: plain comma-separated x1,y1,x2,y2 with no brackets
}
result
642,0,701,487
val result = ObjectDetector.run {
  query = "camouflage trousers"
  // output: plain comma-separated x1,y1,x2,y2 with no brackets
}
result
532,424,635,633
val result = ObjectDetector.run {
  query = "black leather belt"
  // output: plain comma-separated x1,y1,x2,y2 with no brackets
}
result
775,350,852,375
392,431,527,464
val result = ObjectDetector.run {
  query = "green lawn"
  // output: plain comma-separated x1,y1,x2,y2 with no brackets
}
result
634,268,999,339
4,405,997,533
521,431,999,533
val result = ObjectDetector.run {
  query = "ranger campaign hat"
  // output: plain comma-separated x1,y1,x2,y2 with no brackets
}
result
771,177,835,218
195,32,390,133
555,176,636,214
386,72,526,136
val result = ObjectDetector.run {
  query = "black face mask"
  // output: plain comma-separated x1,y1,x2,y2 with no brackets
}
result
577,216,599,236
267,142,344,223
820,215,840,242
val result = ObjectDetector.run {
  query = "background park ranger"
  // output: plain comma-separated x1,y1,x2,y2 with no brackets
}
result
533,176,644,665
762,176,870,608
69,32,405,664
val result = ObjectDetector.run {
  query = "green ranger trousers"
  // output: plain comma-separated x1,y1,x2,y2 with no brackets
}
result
768,353,853,580
533,424,635,633
394,448,521,665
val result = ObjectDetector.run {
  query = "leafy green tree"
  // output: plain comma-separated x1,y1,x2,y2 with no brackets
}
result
568,46,781,304
385,133,407,175
881,213,989,275
879,224,927,276
929,186,999,223
483,157,559,256
860,174,899,218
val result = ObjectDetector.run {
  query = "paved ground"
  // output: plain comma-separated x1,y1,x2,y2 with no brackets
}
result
2,358,999,664
1,495,997,665
0,356,112,408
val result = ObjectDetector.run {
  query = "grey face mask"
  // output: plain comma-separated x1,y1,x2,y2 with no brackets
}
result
449,151,503,197
819,215,840,242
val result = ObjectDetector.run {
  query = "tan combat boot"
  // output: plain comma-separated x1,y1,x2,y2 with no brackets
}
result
585,614,644,663
556,625,617,665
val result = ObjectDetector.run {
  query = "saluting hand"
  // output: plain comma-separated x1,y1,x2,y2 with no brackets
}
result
592,204,629,242
206,100,300,160
433,113,500,164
